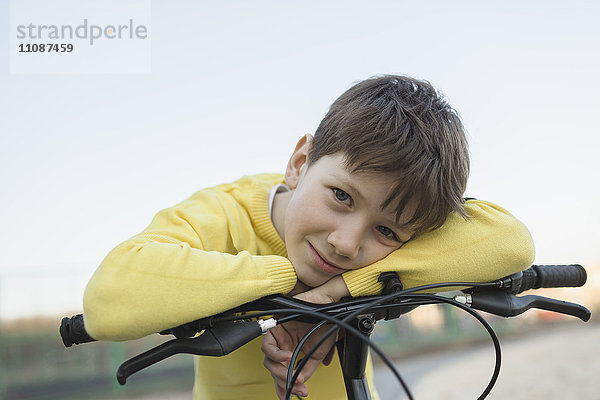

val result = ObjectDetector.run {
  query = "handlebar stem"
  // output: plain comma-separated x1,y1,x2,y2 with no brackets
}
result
336,314,375,400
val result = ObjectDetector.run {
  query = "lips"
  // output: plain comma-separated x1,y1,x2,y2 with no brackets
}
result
308,242,346,274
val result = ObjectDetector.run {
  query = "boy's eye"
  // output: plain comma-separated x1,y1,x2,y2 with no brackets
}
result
333,188,352,205
377,225,399,241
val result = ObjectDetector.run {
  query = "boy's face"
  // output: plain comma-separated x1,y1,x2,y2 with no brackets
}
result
272,135,415,288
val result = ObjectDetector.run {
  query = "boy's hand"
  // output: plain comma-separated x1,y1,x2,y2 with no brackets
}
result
261,276,349,399
291,275,350,303
262,320,338,399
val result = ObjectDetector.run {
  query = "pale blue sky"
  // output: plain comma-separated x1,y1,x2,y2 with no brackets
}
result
1,1,599,318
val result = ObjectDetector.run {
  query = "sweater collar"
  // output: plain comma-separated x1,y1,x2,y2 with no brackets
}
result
249,176,288,257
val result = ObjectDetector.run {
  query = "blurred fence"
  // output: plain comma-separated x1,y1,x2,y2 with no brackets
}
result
0,326,194,400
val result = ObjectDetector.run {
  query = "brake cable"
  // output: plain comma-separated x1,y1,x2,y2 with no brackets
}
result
287,292,501,400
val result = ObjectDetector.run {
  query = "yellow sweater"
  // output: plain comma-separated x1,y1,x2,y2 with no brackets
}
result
83,173,535,399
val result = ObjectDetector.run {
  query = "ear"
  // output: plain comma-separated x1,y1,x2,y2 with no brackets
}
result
284,134,313,189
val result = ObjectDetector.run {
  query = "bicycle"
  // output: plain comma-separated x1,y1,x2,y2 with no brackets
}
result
60,264,591,400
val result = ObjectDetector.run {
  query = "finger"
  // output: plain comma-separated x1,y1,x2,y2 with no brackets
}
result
265,358,308,398
263,356,305,384
261,342,293,362
275,383,285,400
275,379,308,399
275,376,309,398
295,356,324,383
261,332,293,362
303,327,338,359
268,325,297,352
293,275,349,303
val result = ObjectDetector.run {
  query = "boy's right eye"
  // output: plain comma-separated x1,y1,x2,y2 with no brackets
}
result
332,188,352,205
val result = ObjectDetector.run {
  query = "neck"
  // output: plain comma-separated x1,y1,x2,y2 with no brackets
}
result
271,189,292,241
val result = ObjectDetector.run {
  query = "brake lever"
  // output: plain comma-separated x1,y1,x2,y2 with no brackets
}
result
458,289,591,322
117,320,267,385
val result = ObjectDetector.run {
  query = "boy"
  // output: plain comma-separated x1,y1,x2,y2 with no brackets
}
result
83,75,534,399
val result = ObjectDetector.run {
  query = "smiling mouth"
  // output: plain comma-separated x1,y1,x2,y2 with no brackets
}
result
308,242,346,274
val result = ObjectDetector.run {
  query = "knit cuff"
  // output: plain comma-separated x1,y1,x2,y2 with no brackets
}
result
261,256,297,294
342,268,384,297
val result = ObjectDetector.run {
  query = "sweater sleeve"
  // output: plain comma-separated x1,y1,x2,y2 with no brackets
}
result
83,186,297,341
342,199,535,296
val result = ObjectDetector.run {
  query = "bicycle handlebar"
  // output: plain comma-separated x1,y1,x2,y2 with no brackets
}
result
58,263,592,392
58,264,590,348
497,264,587,294
60,313,96,347
521,264,587,292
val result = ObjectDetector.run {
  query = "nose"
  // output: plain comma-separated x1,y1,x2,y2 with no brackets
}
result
327,226,363,260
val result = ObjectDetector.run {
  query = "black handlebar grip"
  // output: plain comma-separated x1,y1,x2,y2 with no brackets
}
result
519,264,587,293
60,314,96,347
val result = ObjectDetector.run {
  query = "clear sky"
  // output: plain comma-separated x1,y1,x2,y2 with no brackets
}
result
1,1,599,319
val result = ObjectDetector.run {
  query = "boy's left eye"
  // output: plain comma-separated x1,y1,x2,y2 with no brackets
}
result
333,188,352,205
377,225,399,241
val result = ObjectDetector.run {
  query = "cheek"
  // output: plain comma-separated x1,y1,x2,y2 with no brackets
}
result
361,239,399,265
285,191,331,238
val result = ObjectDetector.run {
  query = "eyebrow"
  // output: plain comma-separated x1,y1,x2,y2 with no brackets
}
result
332,172,396,213
331,173,366,202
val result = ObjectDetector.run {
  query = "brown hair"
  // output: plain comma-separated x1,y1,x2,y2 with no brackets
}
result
308,74,470,235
